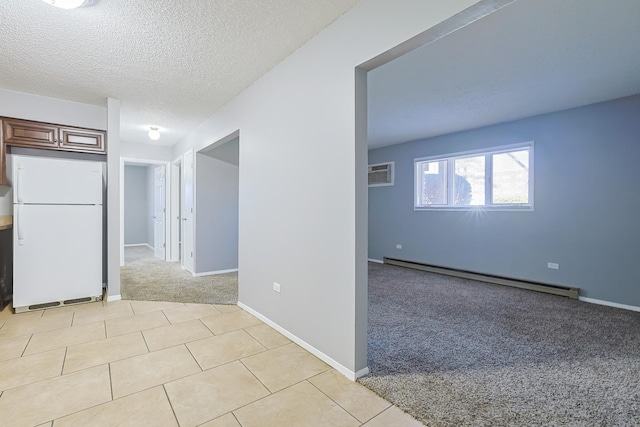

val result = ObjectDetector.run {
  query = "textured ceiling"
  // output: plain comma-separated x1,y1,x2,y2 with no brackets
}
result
0,0,359,146
368,0,640,148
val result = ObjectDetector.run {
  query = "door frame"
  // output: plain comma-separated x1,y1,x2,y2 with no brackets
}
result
180,149,195,273
153,165,166,260
170,156,182,263
119,157,171,266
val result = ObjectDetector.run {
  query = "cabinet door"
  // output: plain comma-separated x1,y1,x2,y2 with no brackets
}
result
59,127,106,153
2,118,59,148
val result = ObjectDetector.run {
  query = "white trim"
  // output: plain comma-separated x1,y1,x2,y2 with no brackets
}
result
414,141,534,211
170,156,182,263
414,141,533,164
579,297,640,312
192,268,238,277
107,294,122,302
124,243,153,250
355,367,370,378
367,258,384,264
238,302,368,381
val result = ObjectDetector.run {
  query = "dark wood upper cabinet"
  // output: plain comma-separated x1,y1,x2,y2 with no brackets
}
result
3,119,59,148
59,127,105,153
0,117,107,186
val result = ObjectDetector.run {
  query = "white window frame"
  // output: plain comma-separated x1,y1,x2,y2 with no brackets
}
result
414,142,534,211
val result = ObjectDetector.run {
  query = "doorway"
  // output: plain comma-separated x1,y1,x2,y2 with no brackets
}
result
119,158,171,266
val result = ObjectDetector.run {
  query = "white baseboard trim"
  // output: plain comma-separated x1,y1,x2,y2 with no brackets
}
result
579,297,640,312
355,366,370,378
367,258,384,264
193,268,238,277
107,294,122,302
237,302,368,381
124,243,154,250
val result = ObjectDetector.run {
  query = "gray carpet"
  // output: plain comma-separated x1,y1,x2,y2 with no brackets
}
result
121,246,238,304
359,262,640,426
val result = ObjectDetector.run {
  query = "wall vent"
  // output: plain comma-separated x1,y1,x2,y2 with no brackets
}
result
368,162,394,187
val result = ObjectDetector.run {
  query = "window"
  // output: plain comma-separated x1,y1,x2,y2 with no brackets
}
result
415,143,533,210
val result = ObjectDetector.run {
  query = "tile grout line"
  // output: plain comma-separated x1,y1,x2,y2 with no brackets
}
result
162,384,181,426
108,363,114,401
20,333,34,357
61,346,69,376
242,326,292,351
140,330,152,353
198,317,217,336
226,377,324,419
159,308,172,325
231,411,243,426
183,342,204,372
238,358,273,395
306,376,371,425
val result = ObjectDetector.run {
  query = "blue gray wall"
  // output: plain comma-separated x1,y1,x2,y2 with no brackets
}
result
368,95,640,307
123,165,149,245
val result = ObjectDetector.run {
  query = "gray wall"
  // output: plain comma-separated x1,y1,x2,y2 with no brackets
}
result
368,94,640,307
123,165,149,245
195,152,239,273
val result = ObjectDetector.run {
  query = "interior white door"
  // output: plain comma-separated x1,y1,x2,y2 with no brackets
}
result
153,166,166,260
182,150,195,273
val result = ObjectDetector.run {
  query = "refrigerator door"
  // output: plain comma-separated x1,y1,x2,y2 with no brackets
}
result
13,155,103,205
13,204,102,308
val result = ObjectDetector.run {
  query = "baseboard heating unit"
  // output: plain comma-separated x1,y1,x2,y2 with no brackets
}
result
383,257,579,299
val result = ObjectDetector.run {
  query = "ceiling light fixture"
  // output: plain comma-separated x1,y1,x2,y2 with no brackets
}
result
41,0,88,9
148,127,161,141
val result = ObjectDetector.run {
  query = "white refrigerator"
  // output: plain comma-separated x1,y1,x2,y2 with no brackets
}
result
12,155,103,312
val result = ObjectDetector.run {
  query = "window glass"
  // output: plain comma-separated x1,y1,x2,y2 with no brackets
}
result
492,150,529,204
454,156,485,206
420,160,447,205
414,144,532,210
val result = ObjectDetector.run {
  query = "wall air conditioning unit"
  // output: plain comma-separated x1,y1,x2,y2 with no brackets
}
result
368,162,394,187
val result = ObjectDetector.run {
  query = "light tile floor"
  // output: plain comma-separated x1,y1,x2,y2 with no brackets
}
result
0,300,422,427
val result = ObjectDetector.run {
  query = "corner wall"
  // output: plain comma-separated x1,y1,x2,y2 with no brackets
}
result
368,95,640,307
195,153,239,274
173,0,479,377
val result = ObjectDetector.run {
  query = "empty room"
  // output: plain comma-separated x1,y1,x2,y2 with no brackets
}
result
364,0,640,425
0,0,638,426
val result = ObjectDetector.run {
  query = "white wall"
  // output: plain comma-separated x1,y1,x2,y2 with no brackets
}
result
123,165,149,245
195,153,239,274
120,141,173,162
173,0,478,377
107,98,121,300
0,88,108,215
0,88,107,131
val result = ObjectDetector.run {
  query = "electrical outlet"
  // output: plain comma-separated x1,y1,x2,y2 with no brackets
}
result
547,262,559,270
273,282,281,292
396,244,402,249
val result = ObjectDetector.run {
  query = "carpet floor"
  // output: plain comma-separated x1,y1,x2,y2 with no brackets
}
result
121,246,238,304
358,262,640,426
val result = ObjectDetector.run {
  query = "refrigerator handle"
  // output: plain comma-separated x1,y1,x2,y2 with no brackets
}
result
16,163,23,203
17,204,24,246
